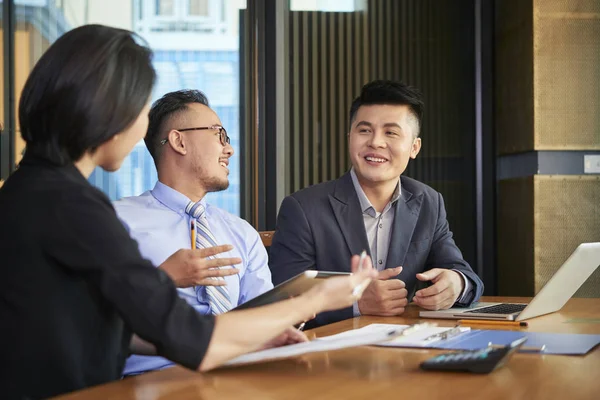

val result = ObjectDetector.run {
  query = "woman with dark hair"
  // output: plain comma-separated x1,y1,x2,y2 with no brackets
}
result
0,25,376,399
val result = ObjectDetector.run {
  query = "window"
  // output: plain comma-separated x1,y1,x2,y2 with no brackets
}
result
189,0,209,16
156,0,174,16
13,0,246,216
290,0,362,12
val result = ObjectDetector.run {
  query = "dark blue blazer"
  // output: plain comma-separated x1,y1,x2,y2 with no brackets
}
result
269,172,484,328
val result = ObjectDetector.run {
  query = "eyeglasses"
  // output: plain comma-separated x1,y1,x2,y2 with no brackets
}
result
160,125,230,146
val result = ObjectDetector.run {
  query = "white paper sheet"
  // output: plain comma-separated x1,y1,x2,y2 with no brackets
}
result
224,326,403,366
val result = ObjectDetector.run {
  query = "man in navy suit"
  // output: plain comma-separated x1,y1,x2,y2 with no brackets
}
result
269,80,483,327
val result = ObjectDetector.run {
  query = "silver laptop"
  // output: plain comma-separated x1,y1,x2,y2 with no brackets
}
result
420,242,600,321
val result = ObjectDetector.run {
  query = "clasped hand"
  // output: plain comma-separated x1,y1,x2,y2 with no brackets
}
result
413,268,464,310
357,266,408,316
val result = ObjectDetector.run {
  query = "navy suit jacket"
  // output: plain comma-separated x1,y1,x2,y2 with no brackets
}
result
269,172,484,328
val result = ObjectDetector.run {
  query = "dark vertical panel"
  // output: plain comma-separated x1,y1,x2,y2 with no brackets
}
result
1,0,16,179
263,0,280,230
385,0,393,78
301,12,309,189
291,11,300,192
392,0,400,80
337,14,345,175
401,0,408,81
354,8,362,93
311,12,319,184
376,1,383,78
320,11,328,182
241,0,282,229
239,8,252,221
477,0,497,294
363,6,370,84
328,12,337,182
254,0,266,230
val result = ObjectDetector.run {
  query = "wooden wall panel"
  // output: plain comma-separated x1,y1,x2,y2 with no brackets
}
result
288,11,369,193
498,176,600,297
534,0,600,150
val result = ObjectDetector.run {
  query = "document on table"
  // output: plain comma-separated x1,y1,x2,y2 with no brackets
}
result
224,325,403,367
314,323,471,348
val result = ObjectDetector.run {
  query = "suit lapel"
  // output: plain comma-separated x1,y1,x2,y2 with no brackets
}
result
385,183,423,270
329,172,370,257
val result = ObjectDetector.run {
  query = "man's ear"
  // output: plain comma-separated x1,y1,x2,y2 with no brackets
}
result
410,137,422,159
167,130,187,155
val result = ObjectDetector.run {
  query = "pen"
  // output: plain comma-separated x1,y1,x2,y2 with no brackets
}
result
422,326,468,343
352,250,370,297
458,319,528,328
190,220,196,250
399,322,436,337
297,322,306,332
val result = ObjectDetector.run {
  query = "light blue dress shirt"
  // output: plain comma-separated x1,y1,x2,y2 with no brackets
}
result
114,181,273,375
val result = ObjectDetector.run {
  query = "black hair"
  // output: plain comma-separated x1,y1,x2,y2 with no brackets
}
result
19,24,155,165
349,80,424,135
145,89,210,164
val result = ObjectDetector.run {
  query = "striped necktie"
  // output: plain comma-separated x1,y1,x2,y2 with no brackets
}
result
185,201,232,314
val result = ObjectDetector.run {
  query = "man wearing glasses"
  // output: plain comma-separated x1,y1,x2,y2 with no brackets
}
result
114,90,273,375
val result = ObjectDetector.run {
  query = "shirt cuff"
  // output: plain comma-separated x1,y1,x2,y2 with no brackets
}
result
453,270,472,305
352,301,361,317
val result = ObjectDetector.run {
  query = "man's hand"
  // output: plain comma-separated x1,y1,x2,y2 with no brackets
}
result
413,269,464,310
357,266,408,316
159,245,241,288
260,327,309,350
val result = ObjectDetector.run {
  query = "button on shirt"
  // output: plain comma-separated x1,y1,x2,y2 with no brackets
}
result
350,169,471,316
114,181,273,374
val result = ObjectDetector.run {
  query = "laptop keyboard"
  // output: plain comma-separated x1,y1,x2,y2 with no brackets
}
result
465,303,527,315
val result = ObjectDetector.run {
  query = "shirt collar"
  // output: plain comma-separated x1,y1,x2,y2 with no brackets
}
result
350,168,401,216
150,181,207,216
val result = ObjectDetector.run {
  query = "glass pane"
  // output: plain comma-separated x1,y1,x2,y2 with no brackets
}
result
290,0,361,12
156,0,174,16
15,0,246,215
189,0,208,16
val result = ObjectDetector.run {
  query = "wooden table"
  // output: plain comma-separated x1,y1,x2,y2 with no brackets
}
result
56,297,600,400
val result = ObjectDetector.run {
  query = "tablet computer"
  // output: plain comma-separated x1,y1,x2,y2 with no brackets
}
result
232,270,350,311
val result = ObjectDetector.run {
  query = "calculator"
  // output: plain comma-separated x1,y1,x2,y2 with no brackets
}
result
420,336,527,374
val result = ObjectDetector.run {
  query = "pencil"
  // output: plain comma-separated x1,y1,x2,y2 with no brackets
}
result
458,319,528,327
190,220,196,250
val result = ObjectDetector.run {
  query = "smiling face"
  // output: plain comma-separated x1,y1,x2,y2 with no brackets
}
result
348,104,421,189
177,102,233,193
